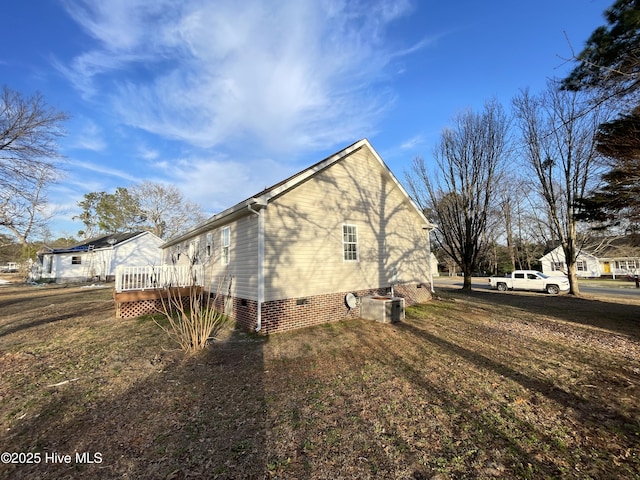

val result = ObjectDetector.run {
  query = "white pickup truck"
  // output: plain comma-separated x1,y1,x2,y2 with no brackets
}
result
488,270,570,294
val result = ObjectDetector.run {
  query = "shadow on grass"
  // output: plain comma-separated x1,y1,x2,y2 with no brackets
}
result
0,302,109,339
438,287,640,340
0,287,116,340
360,316,638,478
0,326,269,480
356,325,567,477
398,319,638,428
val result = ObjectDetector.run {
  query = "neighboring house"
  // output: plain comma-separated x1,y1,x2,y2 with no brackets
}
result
35,231,163,283
162,139,435,334
540,237,640,278
430,252,440,277
0,262,19,273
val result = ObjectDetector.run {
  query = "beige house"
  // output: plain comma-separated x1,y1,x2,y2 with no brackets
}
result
162,139,435,334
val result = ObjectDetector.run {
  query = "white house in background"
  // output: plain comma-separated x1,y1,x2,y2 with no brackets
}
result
540,238,640,278
430,252,440,277
34,231,163,283
540,247,600,278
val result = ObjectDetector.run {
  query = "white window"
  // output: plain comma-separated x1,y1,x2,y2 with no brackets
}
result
342,224,358,261
616,260,637,270
576,260,587,272
71,256,82,265
189,240,200,264
206,233,212,257
221,227,230,265
552,262,565,271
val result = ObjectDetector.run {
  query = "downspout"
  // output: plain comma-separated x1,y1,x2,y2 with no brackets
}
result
247,202,266,332
424,224,436,294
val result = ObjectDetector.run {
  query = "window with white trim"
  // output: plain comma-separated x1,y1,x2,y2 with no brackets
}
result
189,239,200,264
552,261,565,271
342,224,359,261
616,259,638,270
206,233,212,257
221,227,230,265
576,260,587,272
72,256,82,265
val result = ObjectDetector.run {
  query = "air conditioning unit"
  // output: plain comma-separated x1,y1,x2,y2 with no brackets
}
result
360,296,405,323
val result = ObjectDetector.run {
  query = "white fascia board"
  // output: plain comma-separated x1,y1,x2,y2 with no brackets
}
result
162,198,263,249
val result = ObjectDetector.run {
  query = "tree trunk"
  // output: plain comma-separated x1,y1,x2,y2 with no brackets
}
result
564,235,581,295
462,262,473,290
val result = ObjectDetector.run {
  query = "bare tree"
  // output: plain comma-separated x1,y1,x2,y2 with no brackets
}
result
406,99,509,290
0,86,68,245
131,182,207,240
0,163,60,250
512,83,607,295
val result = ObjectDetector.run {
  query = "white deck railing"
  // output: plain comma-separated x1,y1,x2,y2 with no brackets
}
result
115,265,205,293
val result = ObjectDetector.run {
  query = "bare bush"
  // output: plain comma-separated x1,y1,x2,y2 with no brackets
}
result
155,267,228,353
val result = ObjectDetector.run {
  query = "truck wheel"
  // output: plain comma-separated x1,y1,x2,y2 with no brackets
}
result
497,283,507,292
546,284,560,294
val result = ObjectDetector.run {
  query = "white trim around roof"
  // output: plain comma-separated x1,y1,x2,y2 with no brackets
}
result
162,139,435,248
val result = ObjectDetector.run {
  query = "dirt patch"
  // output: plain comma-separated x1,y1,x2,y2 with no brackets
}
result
0,284,639,479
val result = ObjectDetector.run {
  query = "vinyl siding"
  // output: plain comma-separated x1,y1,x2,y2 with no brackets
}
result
111,234,163,272
263,146,430,301
165,214,259,300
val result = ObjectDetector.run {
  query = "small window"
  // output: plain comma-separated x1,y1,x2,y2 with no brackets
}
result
46,257,53,274
576,260,587,272
189,240,200,264
552,262,565,271
206,233,212,257
221,227,230,265
71,256,82,265
342,224,358,261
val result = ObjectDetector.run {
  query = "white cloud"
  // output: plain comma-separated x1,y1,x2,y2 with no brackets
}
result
66,119,106,151
154,154,295,212
60,0,423,153
136,145,160,161
399,133,426,151
65,158,140,183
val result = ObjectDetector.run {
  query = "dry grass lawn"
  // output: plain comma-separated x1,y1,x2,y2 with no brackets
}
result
0,282,639,479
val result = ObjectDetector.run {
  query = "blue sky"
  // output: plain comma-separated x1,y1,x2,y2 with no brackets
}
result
2,0,608,238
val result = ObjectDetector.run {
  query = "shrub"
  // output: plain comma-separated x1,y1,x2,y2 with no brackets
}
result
156,269,228,353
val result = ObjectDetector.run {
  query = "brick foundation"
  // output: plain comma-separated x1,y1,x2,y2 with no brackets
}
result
114,282,432,332
216,282,432,335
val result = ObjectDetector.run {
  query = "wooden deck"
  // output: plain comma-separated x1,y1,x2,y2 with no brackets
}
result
113,286,202,302
113,286,204,319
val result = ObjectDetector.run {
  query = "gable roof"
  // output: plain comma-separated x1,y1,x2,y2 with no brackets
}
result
163,139,433,248
588,235,640,258
43,231,153,254
540,246,599,262
540,236,640,261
